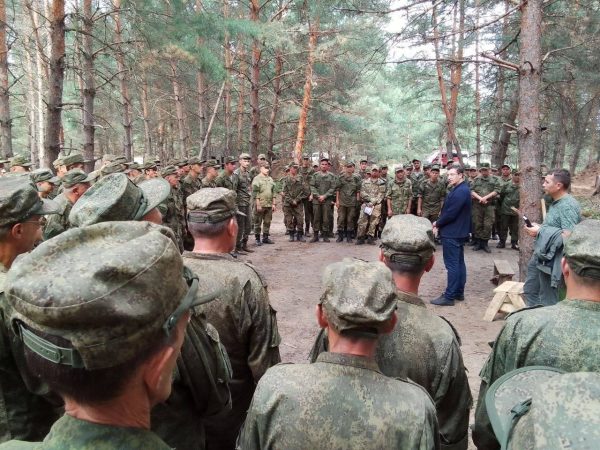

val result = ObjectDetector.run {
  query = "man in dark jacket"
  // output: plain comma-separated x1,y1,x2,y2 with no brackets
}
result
431,165,472,306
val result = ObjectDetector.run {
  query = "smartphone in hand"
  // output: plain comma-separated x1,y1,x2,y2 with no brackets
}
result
523,215,533,227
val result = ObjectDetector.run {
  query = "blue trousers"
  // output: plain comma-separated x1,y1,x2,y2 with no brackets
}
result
442,237,467,300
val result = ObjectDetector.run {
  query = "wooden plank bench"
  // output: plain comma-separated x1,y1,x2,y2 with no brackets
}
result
491,259,515,286
483,281,526,322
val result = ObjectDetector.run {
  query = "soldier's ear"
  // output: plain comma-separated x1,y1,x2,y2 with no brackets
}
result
316,304,328,329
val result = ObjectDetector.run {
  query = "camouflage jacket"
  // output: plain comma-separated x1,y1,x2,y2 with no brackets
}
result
336,174,361,207
310,291,471,450
252,174,275,208
360,177,387,205
183,252,281,449
410,171,425,197
161,187,185,252
298,166,315,194
43,193,72,241
181,174,202,201
0,414,170,449
473,300,600,450
0,265,60,444
309,172,337,203
201,176,217,189
282,175,307,206
419,180,446,215
499,182,520,216
541,194,581,231
234,168,252,207
387,179,413,215
215,172,238,192
471,175,499,200
238,352,440,450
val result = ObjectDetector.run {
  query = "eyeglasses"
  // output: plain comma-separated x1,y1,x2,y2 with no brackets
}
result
23,217,47,227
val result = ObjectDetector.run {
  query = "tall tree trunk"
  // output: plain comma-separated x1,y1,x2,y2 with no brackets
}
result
267,50,283,158
474,0,481,165
44,0,65,167
114,0,132,159
551,97,567,169
570,98,596,175
24,42,37,165
517,0,543,279
140,71,152,156
293,21,318,163
195,0,206,150
236,45,247,152
170,61,188,157
0,0,13,158
222,0,232,155
249,0,261,160
81,0,95,172
492,90,518,166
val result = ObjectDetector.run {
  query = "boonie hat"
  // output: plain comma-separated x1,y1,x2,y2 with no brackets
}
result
187,187,245,224
30,169,60,185
62,169,94,188
0,176,59,226
380,215,435,264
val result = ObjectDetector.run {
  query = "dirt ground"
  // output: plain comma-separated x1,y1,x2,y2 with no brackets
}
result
241,209,517,448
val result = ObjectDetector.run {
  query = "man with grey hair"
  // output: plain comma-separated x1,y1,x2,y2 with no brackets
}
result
241,258,439,450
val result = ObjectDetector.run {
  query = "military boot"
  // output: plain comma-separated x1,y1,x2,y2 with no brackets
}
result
242,239,254,253
366,235,376,245
304,227,311,237
255,234,262,246
472,238,482,251
296,231,306,242
346,232,353,243
496,241,505,249
310,232,319,243
262,234,274,244
336,231,344,243
511,242,519,250
288,231,295,242
322,233,330,242
355,237,365,245
481,240,492,253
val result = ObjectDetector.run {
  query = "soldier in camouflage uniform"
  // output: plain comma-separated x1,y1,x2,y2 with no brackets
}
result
282,163,307,242
299,154,315,236
201,160,220,188
0,177,60,444
309,157,337,243
43,169,93,240
125,162,145,185
357,157,369,180
311,215,472,450
473,219,600,450
418,165,446,236
386,164,412,217
30,169,61,199
248,153,267,181
0,221,211,450
335,161,361,243
493,164,512,242
143,161,160,179
8,155,32,174
377,164,390,238
180,156,204,201
184,188,281,449
239,259,439,450
234,154,254,253
160,166,186,252
470,162,499,253
486,369,600,450
252,162,276,245
215,156,238,191
497,170,520,249
356,165,387,245
409,159,425,215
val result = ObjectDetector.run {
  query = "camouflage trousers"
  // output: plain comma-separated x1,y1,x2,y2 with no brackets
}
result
499,214,519,244
312,200,333,233
236,205,252,246
303,198,313,232
337,205,357,232
472,202,495,240
357,203,382,238
254,207,273,236
422,210,440,224
283,204,304,232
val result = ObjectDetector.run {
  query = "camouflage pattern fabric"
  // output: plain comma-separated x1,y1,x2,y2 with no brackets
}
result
42,193,73,240
499,214,519,245
282,175,306,232
310,172,337,234
471,175,499,240
473,299,600,450
541,194,581,231
234,168,253,246
388,178,412,216
215,172,238,192
298,166,315,232
310,290,471,450
161,187,185,252
499,182,519,216
357,177,387,238
237,352,440,450
252,174,274,236
337,205,356,232
494,175,512,234
0,265,60,444
0,176,59,226
419,179,446,220
183,252,281,450
336,174,361,207
0,414,171,449
181,174,202,201
201,177,217,189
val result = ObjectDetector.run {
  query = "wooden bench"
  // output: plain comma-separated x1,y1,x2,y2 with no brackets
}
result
483,281,526,322
491,259,515,286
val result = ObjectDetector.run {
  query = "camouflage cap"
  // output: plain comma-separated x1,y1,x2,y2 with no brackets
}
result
0,176,60,227
508,372,600,450
102,154,117,163
485,366,565,450
223,156,237,164
175,159,189,168
412,158,421,163
100,162,125,176
345,161,355,167
111,156,128,165
188,156,203,165
501,164,511,169
431,165,441,172
370,164,379,171
512,169,521,175
320,156,329,162
160,165,178,177
359,156,368,163
124,162,140,171
380,215,435,265
257,153,267,160
380,164,388,169
479,162,491,169
239,153,251,160
259,161,271,169
30,169,60,185
5,221,218,370
302,153,310,159
69,173,171,227
319,258,397,335
187,187,244,224
405,164,413,170
62,153,86,167
563,219,600,279
394,164,405,172
9,155,32,168
52,156,65,169
205,160,220,169
141,162,158,170
62,169,94,188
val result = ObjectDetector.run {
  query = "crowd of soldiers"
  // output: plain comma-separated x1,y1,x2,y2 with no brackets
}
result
0,150,598,450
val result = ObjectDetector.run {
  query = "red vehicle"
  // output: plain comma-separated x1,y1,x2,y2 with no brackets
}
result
427,149,470,166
